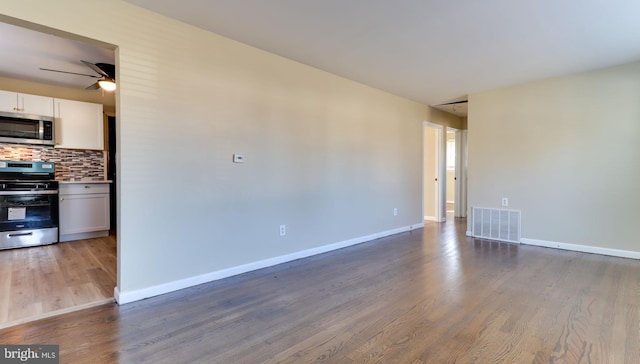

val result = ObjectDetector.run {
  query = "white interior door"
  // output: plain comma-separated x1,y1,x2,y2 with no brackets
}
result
454,130,468,218
423,122,445,222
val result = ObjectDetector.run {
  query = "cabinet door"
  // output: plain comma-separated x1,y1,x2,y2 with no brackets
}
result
0,90,18,113
55,98,104,150
59,193,110,234
19,93,54,117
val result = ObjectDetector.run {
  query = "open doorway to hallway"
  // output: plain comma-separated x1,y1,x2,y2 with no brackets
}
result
424,123,468,223
446,130,456,214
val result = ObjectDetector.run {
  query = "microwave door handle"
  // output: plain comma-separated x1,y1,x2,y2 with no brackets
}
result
39,120,44,140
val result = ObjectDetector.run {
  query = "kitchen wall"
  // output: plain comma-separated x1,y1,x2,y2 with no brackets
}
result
1,1,462,303
0,144,104,180
468,61,640,252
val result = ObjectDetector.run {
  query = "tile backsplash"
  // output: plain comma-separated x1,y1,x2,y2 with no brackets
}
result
0,144,105,181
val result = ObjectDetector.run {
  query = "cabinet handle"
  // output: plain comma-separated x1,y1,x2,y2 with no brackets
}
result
60,197,64,201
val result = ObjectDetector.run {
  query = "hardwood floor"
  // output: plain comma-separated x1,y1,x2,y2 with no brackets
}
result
0,236,116,328
1,219,639,363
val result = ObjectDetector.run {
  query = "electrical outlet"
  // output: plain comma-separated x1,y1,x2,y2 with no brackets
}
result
279,224,286,236
393,208,398,216
501,197,509,207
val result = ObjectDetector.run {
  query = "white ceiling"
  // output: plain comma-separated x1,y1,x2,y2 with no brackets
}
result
123,0,640,114
2,1,640,116
0,21,114,90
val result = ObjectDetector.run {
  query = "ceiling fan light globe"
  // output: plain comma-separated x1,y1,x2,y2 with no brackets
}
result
98,79,116,91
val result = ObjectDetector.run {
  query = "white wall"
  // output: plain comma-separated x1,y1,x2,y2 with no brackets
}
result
1,1,461,301
468,61,640,252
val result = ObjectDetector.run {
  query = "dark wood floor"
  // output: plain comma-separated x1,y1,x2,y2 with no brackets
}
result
1,218,639,363
0,236,116,327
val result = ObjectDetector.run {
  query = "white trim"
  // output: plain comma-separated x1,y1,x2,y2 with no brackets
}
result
521,238,640,260
466,230,472,236
424,216,439,222
114,223,424,304
410,222,425,230
59,230,109,242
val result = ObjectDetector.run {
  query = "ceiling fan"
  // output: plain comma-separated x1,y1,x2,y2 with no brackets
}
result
40,60,116,91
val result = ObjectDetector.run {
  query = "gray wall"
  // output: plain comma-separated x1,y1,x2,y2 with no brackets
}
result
468,61,640,251
1,1,462,301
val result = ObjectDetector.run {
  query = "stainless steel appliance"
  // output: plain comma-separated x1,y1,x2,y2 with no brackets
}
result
0,111,55,146
0,160,58,250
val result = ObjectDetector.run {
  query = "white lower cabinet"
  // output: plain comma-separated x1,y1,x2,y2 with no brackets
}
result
59,183,110,242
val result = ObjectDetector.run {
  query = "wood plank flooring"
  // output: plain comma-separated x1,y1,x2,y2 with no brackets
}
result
1,219,639,363
0,236,116,327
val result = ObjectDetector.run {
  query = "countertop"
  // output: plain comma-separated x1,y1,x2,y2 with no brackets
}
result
57,180,112,184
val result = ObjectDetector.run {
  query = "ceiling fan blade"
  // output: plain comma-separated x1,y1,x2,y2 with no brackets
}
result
86,82,100,90
81,60,110,78
95,63,115,79
39,68,100,78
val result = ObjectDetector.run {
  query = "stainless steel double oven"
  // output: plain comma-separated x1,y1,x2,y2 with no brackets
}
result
0,160,58,250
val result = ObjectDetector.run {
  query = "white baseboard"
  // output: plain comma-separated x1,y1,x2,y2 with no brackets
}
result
466,230,472,237
59,230,109,242
520,238,640,260
115,223,424,304
410,222,425,230
424,216,439,222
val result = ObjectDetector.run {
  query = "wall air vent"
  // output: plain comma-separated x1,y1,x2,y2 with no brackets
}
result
471,207,521,243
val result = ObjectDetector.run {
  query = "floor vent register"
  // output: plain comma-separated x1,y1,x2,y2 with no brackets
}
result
471,207,521,243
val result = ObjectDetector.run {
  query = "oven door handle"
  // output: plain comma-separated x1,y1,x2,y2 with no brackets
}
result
0,190,59,195
8,232,34,237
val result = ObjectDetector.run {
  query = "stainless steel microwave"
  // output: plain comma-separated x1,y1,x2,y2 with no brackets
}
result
0,111,55,146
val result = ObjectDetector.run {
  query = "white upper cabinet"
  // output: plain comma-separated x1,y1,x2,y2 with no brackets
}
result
0,90,54,117
54,98,104,150
0,90,16,113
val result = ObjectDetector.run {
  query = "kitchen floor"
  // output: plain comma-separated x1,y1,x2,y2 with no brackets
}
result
0,235,116,328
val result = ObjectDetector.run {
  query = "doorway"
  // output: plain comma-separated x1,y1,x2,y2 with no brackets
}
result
424,123,467,223
446,130,456,215
0,20,118,328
